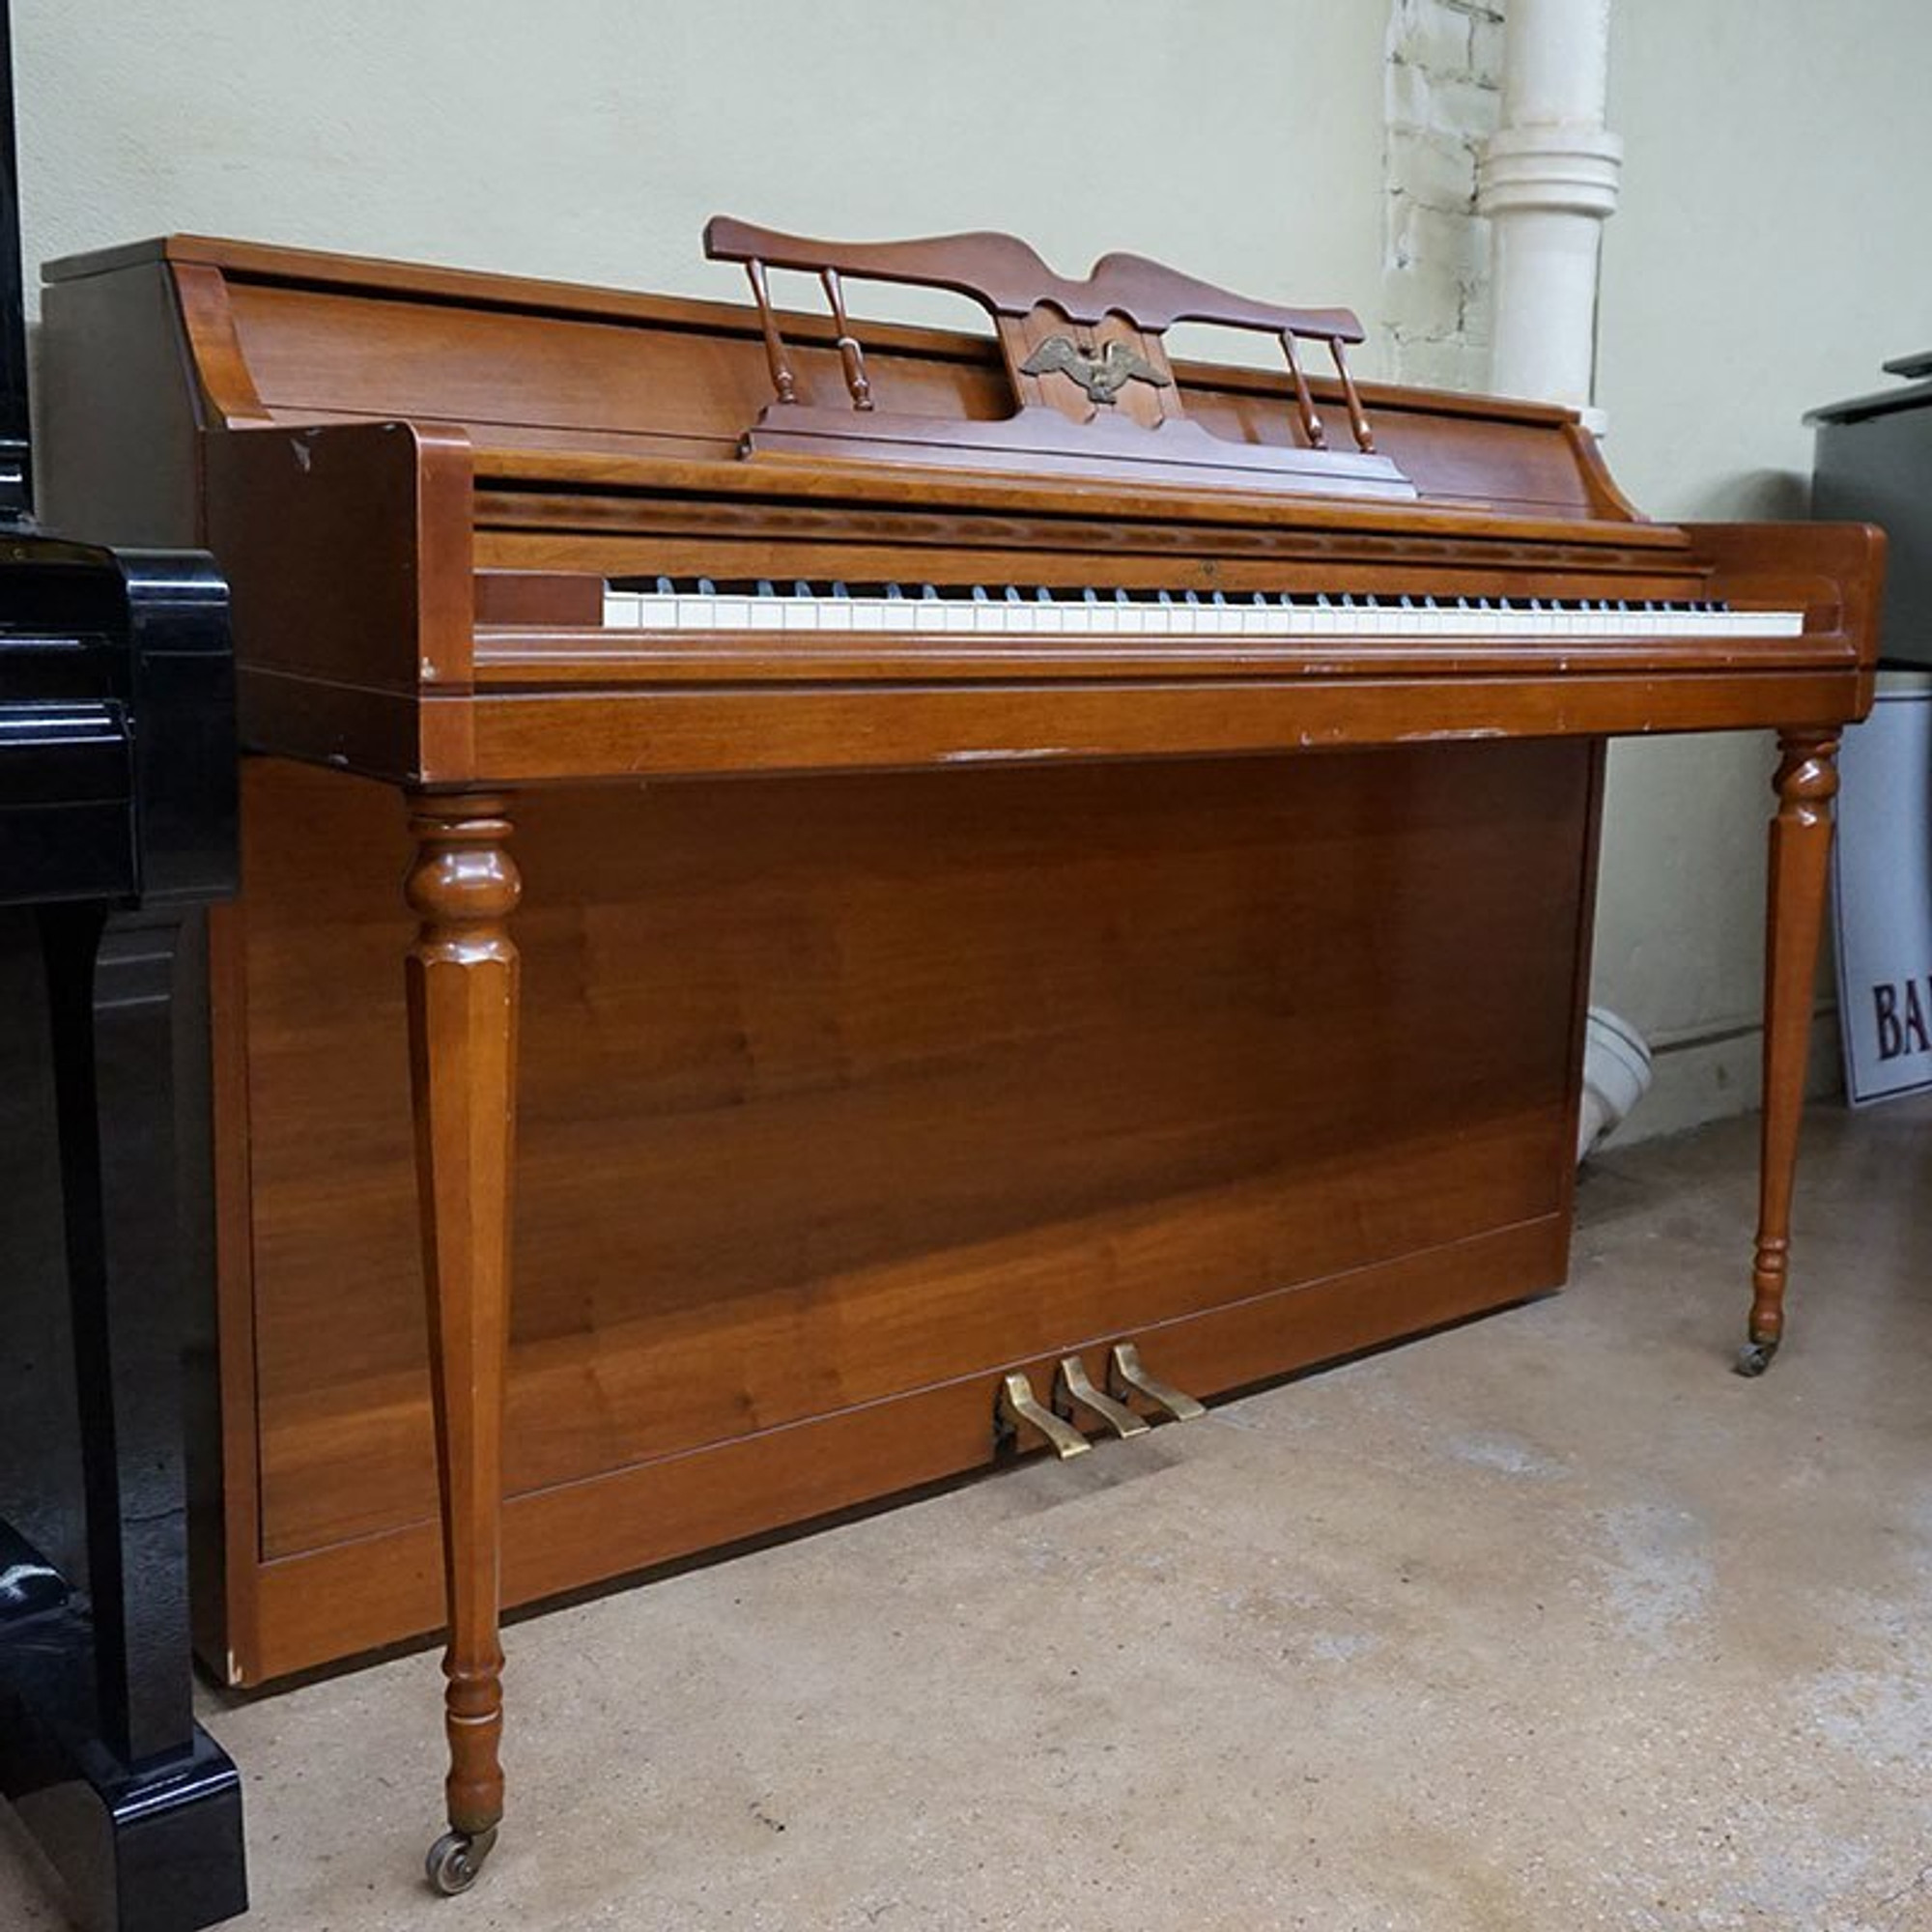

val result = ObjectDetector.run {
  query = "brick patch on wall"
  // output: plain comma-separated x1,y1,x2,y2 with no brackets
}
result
1383,0,1503,392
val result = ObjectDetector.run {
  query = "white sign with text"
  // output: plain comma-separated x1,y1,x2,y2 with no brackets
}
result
1833,686,1932,1105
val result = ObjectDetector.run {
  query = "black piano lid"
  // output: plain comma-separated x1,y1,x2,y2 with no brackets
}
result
1805,355,1932,427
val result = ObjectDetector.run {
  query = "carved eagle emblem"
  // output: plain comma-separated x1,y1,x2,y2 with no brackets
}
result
1020,334,1171,405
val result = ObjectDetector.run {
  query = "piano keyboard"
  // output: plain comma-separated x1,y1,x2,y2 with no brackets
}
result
600,581,1806,641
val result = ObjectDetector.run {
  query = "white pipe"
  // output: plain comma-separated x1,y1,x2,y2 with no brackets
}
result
1501,0,1611,127
1477,0,1623,415
1577,1007,1654,1160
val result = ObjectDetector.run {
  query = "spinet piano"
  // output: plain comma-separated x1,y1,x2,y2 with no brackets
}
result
0,3,245,1923
39,219,1881,1891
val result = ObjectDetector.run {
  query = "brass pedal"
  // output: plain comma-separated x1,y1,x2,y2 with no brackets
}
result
1107,1342,1207,1423
995,1371,1092,1460
1054,1354,1151,1438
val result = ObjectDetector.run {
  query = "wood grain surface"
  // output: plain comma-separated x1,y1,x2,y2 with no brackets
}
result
206,742,1594,1678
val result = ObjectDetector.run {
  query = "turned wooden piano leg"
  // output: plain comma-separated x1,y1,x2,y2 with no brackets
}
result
1738,730,1840,1378
404,794,522,1893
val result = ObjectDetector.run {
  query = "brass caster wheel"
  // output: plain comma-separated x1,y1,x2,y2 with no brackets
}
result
1734,1337,1779,1378
426,1826,497,1896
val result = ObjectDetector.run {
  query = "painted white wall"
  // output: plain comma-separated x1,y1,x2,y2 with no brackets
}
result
13,0,1388,355
1590,0,1932,1138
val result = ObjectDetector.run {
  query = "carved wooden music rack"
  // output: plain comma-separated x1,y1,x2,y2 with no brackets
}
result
704,217,1417,500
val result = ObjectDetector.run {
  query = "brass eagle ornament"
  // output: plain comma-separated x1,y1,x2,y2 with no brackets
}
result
1019,334,1172,405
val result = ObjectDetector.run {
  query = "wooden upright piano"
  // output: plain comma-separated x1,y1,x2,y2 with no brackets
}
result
40,221,1881,1891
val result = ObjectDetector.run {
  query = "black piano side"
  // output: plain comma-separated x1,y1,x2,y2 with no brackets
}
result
0,1,246,1926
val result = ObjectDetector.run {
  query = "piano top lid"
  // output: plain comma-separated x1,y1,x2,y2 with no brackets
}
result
43,231,1587,431
46,230,1659,531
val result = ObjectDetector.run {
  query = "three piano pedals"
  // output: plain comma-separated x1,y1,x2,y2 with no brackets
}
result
995,1343,1207,1461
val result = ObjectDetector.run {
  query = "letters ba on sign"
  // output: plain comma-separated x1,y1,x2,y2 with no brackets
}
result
1833,686,1932,1105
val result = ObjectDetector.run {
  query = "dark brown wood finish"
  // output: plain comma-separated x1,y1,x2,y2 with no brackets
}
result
37,232,1884,1888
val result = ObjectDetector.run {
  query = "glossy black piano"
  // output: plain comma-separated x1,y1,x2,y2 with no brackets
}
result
0,0,246,1923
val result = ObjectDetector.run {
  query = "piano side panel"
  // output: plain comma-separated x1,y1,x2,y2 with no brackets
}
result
0,913,86,1584
210,743,1597,1680
38,262,206,546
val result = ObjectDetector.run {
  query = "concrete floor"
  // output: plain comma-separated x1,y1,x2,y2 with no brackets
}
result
5,1099,1931,1932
